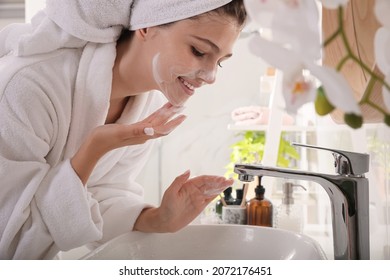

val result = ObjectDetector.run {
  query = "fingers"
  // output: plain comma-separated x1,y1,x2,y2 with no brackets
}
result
168,170,191,193
186,176,234,197
118,123,152,139
142,102,173,123
141,114,186,138
126,113,186,139
143,102,185,127
108,103,186,149
141,102,186,138
187,175,233,188
153,114,187,135
167,172,233,198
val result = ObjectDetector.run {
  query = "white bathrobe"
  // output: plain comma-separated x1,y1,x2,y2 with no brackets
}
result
0,40,164,259
0,0,236,261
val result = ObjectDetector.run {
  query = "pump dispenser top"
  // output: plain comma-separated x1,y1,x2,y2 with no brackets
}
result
275,182,306,233
282,182,297,205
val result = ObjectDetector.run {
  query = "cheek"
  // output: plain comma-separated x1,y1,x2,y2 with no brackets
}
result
152,52,200,83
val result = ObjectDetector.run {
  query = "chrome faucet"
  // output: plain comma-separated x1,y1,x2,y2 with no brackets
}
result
234,143,370,260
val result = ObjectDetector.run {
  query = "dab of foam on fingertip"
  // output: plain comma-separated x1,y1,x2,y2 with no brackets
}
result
144,127,154,136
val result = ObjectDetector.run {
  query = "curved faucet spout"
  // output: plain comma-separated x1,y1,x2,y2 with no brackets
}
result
234,164,370,260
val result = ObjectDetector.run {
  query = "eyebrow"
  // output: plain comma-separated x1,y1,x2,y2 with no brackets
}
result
191,35,233,58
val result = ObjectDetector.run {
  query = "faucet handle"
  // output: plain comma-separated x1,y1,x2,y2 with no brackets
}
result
292,143,370,176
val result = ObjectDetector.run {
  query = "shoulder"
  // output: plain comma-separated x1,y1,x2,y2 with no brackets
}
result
1,49,82,106
0,49,83,132
17,49,82,92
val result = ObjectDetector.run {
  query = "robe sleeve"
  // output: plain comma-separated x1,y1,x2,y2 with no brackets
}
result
86,142,156,248
86,92,165,247
0,67,103,259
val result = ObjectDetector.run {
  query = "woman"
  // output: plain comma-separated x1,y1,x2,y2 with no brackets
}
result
0,0,247,259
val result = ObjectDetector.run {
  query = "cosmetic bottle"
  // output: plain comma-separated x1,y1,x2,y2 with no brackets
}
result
246,176,273,227
215,187,235,218
233,188,243,206
274,182,306,233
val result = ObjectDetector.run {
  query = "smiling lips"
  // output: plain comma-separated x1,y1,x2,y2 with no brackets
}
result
179,77,198,95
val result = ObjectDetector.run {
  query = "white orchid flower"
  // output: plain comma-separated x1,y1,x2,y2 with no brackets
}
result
243,0,279,29
382,76,390,113
374,0,390,112
282,69,317,115
374,0,390,29
374,28,390,74
244,0,321,61
244,0,360,117
248,33,361,115
248,34,314,114
307,62,361,114
319,0,350,9
244,0,388,126
374,27,390,111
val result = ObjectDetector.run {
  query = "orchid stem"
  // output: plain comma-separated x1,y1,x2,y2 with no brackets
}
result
336,55,351,71
323,29,341,47
360,76,388,115
361,76,376,103
366,100,388,115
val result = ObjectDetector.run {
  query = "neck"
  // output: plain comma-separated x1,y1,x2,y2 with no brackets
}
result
107,38,154,124
111,38,154,100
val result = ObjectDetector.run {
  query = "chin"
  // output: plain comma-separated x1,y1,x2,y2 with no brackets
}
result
165,94,189,107
168,100,184,107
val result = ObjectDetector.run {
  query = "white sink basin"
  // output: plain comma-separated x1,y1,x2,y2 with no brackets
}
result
82,224,327,260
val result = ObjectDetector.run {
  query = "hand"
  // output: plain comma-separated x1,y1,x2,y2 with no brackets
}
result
71,102,186,185
90,102,186,156
134,170,234,233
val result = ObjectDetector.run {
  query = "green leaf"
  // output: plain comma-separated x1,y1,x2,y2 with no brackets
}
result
283,144,300,159
315,86,335,116
344,113,363,129
384,115,390,126
277,155,289,168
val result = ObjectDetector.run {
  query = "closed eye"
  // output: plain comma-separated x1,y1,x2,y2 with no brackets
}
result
192,46,228,68
191,46,205,57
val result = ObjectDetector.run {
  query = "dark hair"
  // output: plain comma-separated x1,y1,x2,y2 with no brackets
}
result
118,0,247,43
208,0,247,28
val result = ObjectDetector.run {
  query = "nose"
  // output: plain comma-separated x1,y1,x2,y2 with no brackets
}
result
197,64,217,84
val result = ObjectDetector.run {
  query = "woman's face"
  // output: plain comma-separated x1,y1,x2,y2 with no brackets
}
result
144,14,241,106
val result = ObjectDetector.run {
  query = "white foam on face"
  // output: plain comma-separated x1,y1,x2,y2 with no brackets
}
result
152,53,163,85
152,52,217,104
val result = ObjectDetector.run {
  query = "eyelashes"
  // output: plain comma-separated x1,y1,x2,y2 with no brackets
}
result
191,46,223,68
191,46,205,57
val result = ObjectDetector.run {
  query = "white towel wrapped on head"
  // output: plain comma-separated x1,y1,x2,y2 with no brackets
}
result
45,0,133,43
129,0,234,30
0,0,234,58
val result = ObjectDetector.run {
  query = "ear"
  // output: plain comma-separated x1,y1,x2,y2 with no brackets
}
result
135,28,154,41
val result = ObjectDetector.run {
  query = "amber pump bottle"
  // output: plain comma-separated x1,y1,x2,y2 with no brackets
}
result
246,176,273,227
